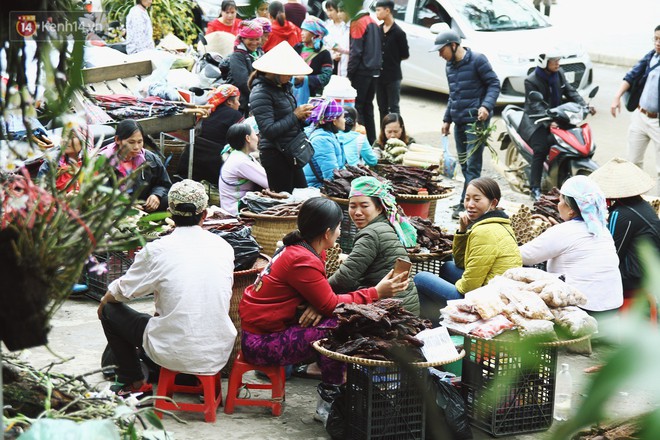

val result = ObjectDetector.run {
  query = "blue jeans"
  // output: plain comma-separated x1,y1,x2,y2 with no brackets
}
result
414,261,464,322
454,120,488,202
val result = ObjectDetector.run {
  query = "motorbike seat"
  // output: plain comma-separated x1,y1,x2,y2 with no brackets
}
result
503,106,524,129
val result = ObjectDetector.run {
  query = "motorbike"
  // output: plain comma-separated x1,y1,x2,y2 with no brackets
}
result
499,86,600,193
190,33,227,104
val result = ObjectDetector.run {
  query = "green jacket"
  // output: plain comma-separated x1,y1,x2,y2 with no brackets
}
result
453,212,522,294
328,214,420,315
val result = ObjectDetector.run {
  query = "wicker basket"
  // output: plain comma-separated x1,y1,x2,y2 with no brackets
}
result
224,254,271,374
161,139,187,177
239,210,298,257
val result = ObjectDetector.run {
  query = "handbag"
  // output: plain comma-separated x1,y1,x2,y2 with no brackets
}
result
440,136,458,178
278,130,315,168
623,60,659,112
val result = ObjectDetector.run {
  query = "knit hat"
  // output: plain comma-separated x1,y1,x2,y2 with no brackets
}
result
254,17,272,33
207,84,240,112
349,176,418,247
589,157,655,199
560,175,608,236
168,179,209,216
307,97,344,125
238,20,264,39
252,41,313,75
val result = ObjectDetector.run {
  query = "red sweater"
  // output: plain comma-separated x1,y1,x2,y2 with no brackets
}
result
206,18,242,35
262,20,301,52
239,244,378,334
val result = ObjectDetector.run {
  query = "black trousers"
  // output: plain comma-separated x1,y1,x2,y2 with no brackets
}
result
259,147,308,193
350,74,378,145
527,128,555,189
100,302,152,384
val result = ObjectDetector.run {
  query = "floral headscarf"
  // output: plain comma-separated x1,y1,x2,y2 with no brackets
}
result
207,84,240,112
254,17,272,33
301,17,328,51
238,20,264,39
560,175,608,236
307,97,343,125
349,176,418,247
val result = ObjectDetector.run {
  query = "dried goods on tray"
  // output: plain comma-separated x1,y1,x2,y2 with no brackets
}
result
532,187,562,223
321,299,432,362
407,216,453,253
259,202,302,217
321,165,383,198
376,164,452,196
91,94,210,120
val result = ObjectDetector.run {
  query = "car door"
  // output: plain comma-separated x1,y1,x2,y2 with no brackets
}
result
401,0,452,93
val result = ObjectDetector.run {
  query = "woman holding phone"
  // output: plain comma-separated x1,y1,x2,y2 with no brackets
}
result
414,177,522,321
328,176,420,315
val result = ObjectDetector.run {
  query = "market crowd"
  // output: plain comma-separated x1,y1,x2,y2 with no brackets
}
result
35,2,660,428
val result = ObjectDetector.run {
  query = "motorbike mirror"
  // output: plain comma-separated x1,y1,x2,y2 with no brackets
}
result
588,86,599,99
198,32,207,47
528,91,544,103
189,87,205,96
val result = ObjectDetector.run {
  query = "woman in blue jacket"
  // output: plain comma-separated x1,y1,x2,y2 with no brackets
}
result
338,106,378,166
303,98,346,187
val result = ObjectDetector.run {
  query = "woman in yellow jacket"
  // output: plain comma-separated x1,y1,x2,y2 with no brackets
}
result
414,177,522,321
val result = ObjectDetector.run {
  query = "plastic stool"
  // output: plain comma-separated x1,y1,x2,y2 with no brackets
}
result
620,293,658,326
224,352,286,416
154,368,223,423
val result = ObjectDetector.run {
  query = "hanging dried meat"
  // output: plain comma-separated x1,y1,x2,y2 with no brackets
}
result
321,299,433,362
407,216,454,253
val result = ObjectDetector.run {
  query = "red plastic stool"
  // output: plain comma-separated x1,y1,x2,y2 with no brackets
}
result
224,352,286,416
620,293,658,326
154,368,223,423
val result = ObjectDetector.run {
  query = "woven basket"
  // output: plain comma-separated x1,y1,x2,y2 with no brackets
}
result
162,139,187,177
240,210,298,257
313,339,465,367
223,254,271,374
395,190,453,201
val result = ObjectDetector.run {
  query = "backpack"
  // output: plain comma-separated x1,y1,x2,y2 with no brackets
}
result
219,57,231,82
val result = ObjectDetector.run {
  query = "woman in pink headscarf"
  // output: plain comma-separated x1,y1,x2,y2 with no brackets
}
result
228,20,264,115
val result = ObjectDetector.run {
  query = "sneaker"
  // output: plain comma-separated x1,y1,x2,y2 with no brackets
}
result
451,203,465,219
530,187,542,202
110,382,153,400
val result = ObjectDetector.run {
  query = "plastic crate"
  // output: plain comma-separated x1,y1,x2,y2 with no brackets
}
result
85,250,137,298
409,257,444,278
461,336,557,437
345,363,426,440
338,203,359,254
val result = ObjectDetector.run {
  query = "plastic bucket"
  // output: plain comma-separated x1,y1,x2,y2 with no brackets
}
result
326,96,355,107
397,199,430,218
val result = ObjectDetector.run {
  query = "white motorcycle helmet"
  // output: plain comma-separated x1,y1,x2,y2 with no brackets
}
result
536,51,562,69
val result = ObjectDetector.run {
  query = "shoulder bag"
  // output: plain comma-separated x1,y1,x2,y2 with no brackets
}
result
278,130,315,168
624,59,659,112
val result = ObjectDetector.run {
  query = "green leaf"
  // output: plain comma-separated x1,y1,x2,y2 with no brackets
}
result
143,409,164,430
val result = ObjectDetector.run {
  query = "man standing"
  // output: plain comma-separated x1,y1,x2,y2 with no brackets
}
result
519,51,593,201
98,180,236,397
348,8,382,145
432,29,500,219
611,25,660,196
375,0,409,125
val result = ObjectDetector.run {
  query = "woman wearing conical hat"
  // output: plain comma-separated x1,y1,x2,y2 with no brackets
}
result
248,41,313,193
590,157,660,298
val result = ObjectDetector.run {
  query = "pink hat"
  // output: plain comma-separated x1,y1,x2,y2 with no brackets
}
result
238,20,263,39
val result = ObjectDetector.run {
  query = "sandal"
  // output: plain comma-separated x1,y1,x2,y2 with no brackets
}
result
291,363,322,380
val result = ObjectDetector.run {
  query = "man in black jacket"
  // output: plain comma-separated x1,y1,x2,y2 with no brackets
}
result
348,9,382,145
519,52,594,201
375,0,409,125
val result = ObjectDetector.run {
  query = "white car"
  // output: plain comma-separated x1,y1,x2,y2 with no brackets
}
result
367,0,594,104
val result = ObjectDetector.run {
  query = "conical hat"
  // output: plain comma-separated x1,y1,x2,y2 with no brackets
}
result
589,157,655,198
252,42,313,75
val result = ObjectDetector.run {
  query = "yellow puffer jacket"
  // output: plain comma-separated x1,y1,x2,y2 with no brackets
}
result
453,213,522,294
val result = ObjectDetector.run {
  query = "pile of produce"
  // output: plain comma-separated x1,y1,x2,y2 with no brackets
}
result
402,143,443,169
509,205,551,245
321,299,432,362
322,165,382,198
112,209,173,241
240,190,295,214
375,164,452,196
440,267,598,341
259,202,301,216
379,138,409,164
532,188,562,223
408,216,454,254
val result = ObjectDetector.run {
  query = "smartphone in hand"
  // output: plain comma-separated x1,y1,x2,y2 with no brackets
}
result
392,258,412,278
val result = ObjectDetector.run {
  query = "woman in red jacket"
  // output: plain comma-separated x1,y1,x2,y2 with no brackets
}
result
261,1,301,52
239,197,408,387
206,0,242,35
